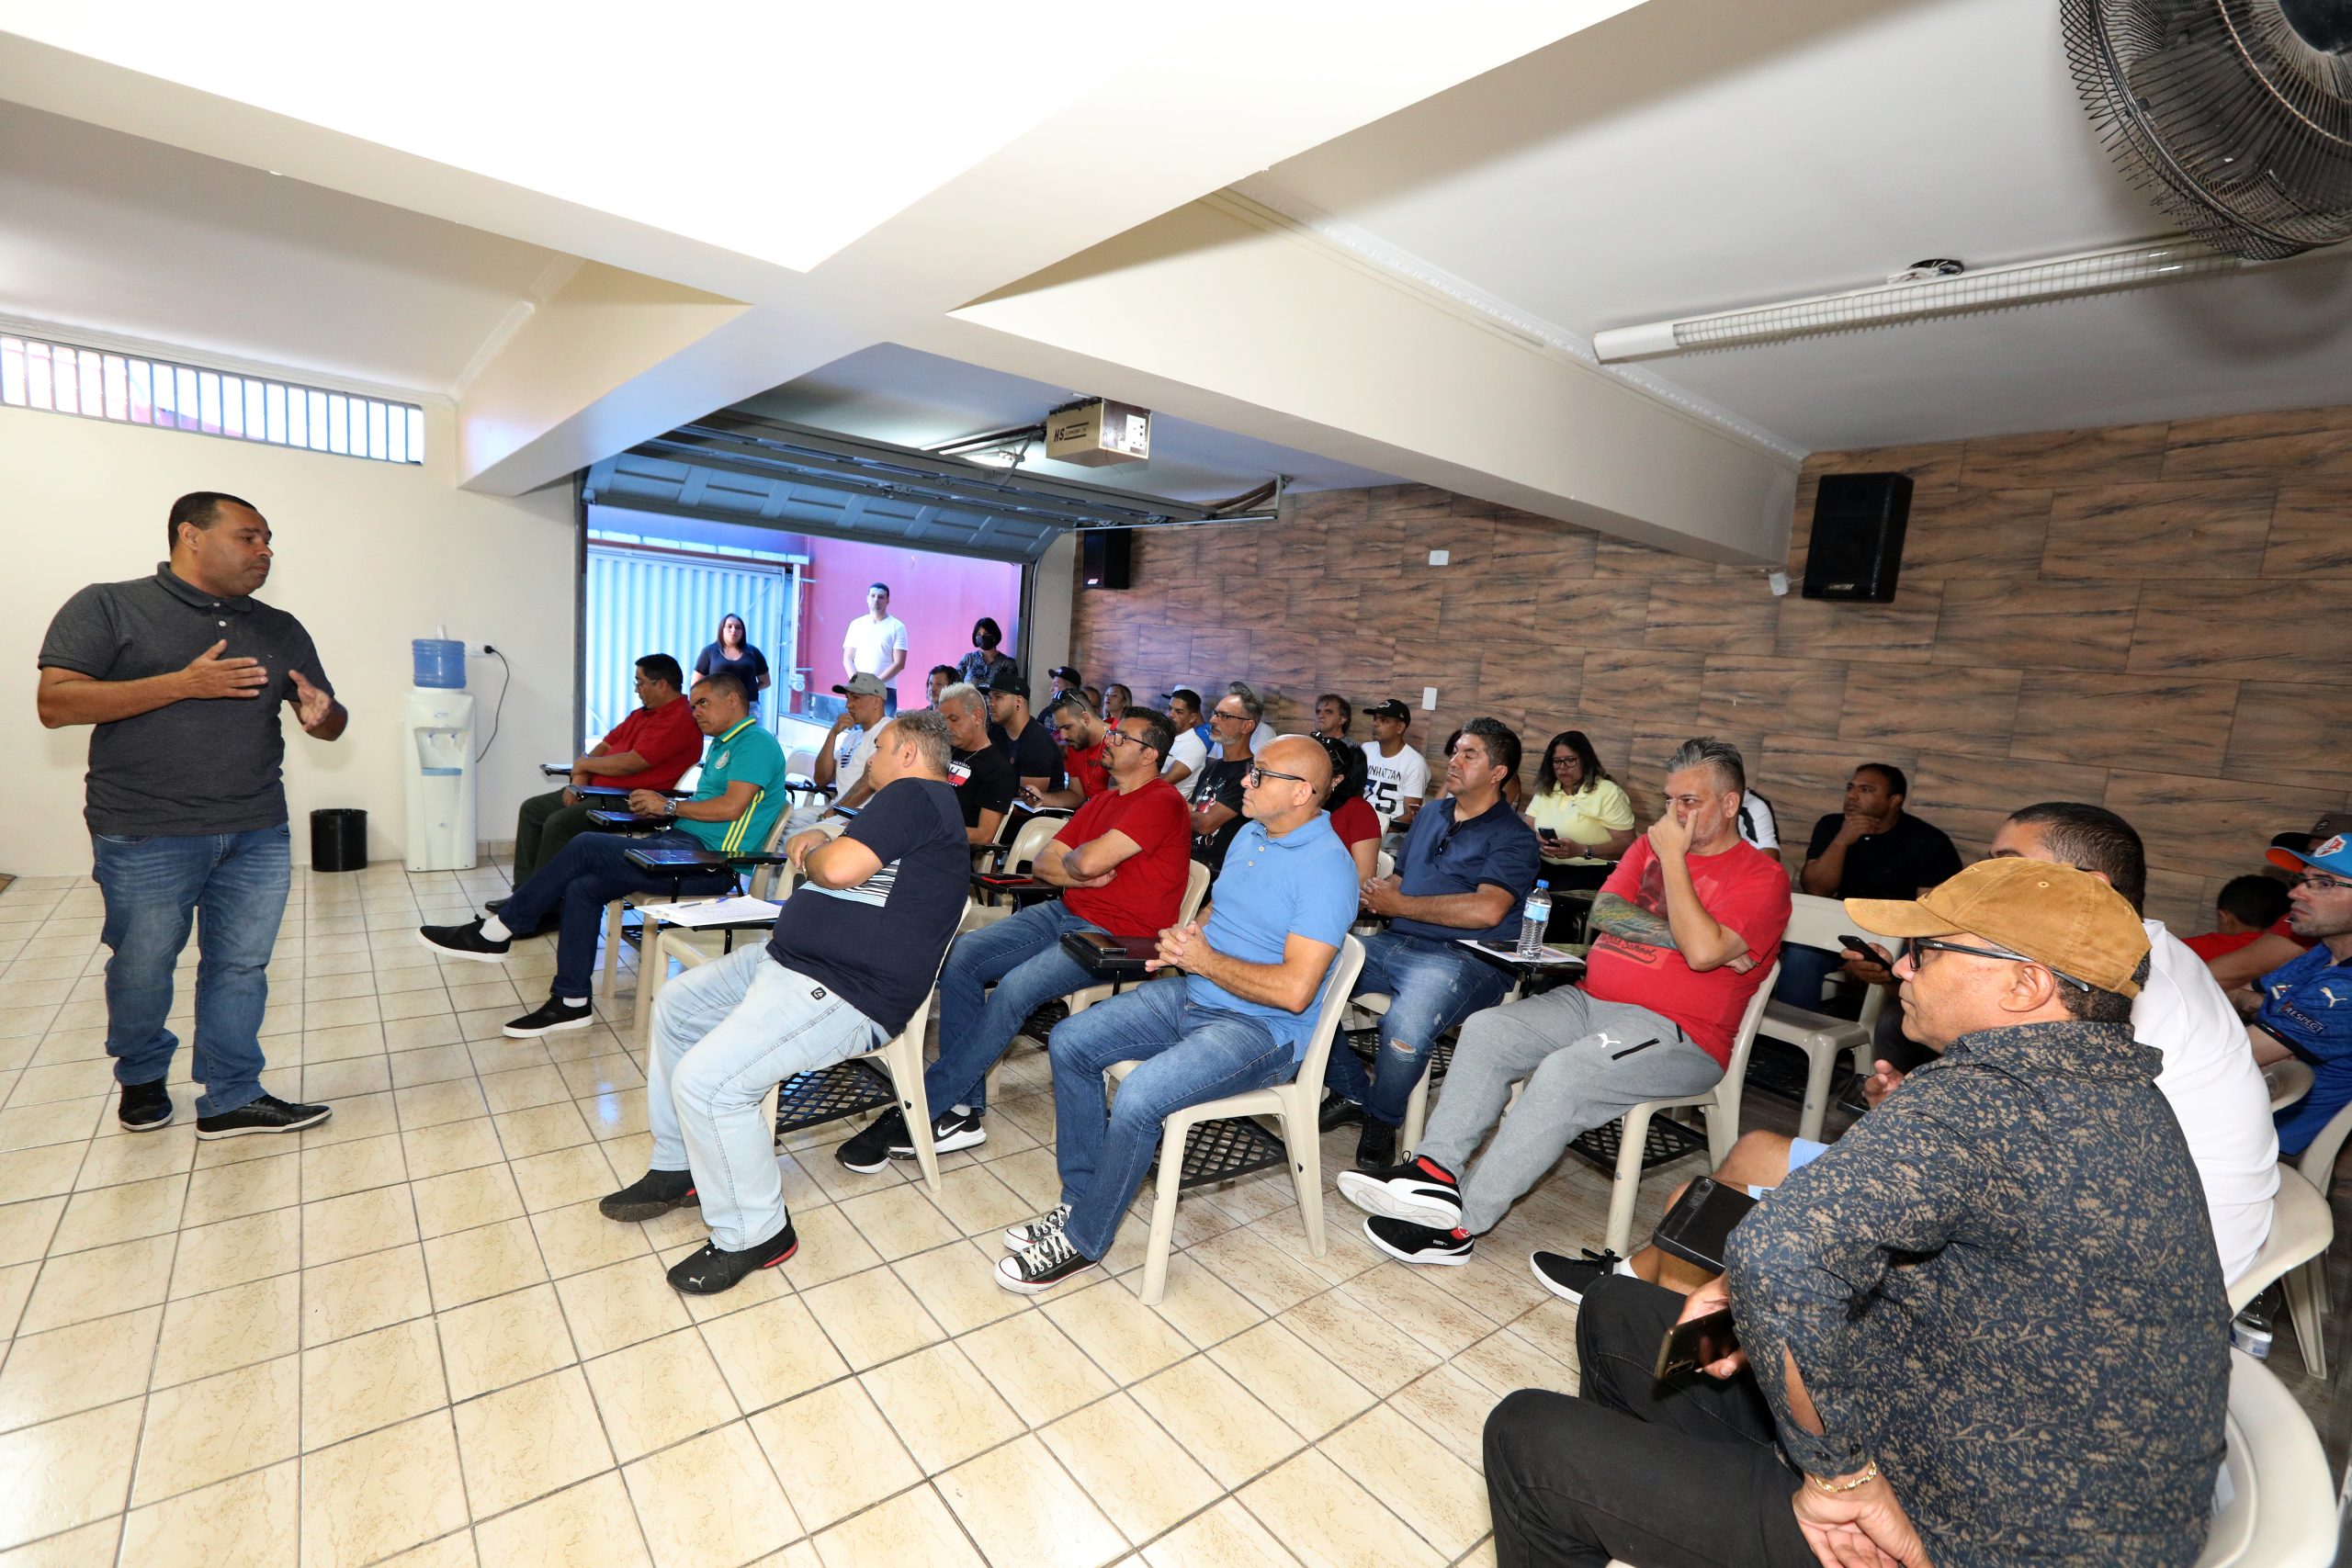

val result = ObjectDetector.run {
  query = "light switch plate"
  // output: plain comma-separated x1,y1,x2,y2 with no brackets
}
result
1421,687,1439,710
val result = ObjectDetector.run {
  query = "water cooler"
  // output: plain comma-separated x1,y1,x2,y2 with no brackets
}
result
404,637,477,871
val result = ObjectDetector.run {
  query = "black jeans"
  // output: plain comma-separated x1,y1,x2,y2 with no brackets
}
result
514,789,595,881
1483,1276,1815,1568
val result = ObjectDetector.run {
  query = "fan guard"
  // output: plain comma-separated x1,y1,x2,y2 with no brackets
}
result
2064,0,2352,258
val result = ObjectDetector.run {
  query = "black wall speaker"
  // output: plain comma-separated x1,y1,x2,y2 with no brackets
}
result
1801,473,1911,603
1080,528,1132,591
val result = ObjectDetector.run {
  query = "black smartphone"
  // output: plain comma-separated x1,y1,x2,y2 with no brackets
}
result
1538,827,1559,841
1838,932,1879,959
1650,1176,1758,1275
1654,1307,1740,1380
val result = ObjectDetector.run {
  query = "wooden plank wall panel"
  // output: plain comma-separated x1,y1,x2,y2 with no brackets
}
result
1065,410,2352,932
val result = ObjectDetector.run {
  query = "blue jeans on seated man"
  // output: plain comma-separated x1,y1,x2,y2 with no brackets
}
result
1048,977,1295,1262
1770,941,1844,1011
497,829,736,1000
931,899,1104,1118
1324,931,1513,1129
649,942,884,1250
92,825,292,1117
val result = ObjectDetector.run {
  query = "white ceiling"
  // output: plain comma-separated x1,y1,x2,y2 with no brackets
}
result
1257,0,2352,451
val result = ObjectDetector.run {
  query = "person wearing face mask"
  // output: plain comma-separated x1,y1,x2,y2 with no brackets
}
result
955,616,1019,694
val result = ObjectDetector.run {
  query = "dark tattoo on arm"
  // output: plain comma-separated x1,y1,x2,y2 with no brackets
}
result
1589,893,1681,951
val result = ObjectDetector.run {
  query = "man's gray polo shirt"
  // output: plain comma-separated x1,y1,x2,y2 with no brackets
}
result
40,564,335,836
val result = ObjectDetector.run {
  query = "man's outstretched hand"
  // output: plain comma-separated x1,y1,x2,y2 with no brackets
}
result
288,670,336,732
183,640,269,700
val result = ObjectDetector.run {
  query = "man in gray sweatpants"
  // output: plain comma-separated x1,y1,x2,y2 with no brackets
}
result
1339,738,1792,1266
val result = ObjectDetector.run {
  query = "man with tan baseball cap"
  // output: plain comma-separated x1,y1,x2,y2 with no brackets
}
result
1484,857,2229,1568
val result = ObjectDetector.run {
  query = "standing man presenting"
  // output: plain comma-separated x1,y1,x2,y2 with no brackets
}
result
841,581,909,713
37,491,345,1137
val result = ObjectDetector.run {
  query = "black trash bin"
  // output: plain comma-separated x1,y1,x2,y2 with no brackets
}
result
311,808,368,873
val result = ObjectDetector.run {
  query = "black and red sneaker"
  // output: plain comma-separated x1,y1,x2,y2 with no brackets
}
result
666,1221,798,1295
1337,1156,1463,1229
599,1169,699,1223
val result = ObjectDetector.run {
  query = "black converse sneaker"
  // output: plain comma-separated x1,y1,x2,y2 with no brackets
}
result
417,919,511,963
1002,1203,1071,1251
503,998,594,1037
890,1106,987,1160
666,1221,799,1295
835,1111,908,1174
118,1079,174,1132
1337,1156,1464,1228
1531,1247,1627,1304
994,1227,1097,1294
1363,1213,1475,1266
194,1093,333,1140
599,1169,698,1222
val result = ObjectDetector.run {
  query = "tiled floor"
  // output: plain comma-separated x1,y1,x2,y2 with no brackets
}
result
0,864,1647,1568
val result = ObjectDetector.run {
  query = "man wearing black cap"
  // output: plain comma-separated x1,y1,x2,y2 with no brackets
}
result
1362,699,1429,837
982,671,1065,806
1048,664,1082,700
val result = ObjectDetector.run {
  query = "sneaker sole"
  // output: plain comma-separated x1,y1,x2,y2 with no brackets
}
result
416,930,510,964
1530,1254,1596,1304
888,1124,987,1160
600,1191,700,1223
670,1236,797,1295
993,1257,1094,1295
119,1111,175,1134
1336,1170,1463,1230
195,1106,334,1140
834,1146,893,1175
502,1013,595,1038
1363,1218,1471,1267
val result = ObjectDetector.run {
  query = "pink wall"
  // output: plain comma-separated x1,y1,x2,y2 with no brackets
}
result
790,535,1024,710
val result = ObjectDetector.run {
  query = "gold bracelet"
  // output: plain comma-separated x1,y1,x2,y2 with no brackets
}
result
1809,1461,1878,1495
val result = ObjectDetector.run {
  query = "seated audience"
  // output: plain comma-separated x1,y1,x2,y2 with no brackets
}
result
2244,835,2352,1157
1524,728,1635,894
934,682,1016,845
419,671,788,1035
1487,858,2227,1568
836,707,1190,1171
2186,873,2293,964
513,653,701,883
1205,681,1277,757
996,737,1357,1292
1101,682,1131,723
954,616,1019,692
597,712,968,1293
1039,690,1111,806
1314,693,1352,741
1328,718,1540,1169
1777,762,1962,1010
1160,688,1207,788
1185,687,1261,874
1316,735,1382,879
1362,699,1430,836
983,671,1065,803
925,664,956,708
786,672,886,833
1340,738,1789,1263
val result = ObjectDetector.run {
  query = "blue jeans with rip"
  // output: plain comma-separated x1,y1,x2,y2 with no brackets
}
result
92,824,292,1117
1324,931,1513,1128
497,829,735,1000
1048,978,1293,1261
930,899,1102,1117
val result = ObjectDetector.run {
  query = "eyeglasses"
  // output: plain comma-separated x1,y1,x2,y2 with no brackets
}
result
1899,936,2091,992
1211,708,1249,723
2294,874,2352,893
1246,763,1306,788
1104,730,1161,758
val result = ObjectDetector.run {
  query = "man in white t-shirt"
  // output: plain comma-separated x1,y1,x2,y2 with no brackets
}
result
1362,699,1430,835
1160,688,1208,788
788,673,887,833
1737,790,1780,852
841,582,909,711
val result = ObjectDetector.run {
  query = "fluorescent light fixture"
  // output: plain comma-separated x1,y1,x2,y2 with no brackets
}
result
1593,236,2262,361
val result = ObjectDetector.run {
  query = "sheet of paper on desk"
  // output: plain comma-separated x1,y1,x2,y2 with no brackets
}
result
639,897,782,928
1458,939,1585,965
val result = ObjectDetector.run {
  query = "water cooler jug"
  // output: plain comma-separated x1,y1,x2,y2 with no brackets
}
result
404,638,477,871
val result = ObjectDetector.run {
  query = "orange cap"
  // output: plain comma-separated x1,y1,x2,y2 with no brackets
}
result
1845,857,2148,997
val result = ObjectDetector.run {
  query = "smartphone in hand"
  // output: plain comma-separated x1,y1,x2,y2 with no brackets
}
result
1655,1308,1740,1380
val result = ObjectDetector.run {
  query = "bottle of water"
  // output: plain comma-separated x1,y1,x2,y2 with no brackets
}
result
1517,881,1552,959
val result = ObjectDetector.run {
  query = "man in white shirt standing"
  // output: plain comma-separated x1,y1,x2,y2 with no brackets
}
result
841,582,909,712
1362,698,1430,838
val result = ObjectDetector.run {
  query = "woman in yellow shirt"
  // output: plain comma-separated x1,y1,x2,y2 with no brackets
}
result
1523,729,1635,895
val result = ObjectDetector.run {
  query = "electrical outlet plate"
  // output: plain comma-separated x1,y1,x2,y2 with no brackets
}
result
1421,687,1439,710
1428,549,1450,566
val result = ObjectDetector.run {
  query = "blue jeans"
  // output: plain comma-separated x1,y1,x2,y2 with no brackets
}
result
648,943,884,1250
92,825,291,1117
931,900,1102,1116
1325,931,1512,1128
1048,978,1293,1260
499,829,735,999
1771,942,1843,1010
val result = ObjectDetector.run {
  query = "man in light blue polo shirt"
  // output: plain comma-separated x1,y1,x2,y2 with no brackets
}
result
1329,717,1541,1169
995,736,1359,1294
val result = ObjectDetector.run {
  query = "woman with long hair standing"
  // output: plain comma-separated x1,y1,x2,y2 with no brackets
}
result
694,612,772,702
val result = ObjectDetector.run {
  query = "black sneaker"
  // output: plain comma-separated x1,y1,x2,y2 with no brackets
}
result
195,1093,333,1141
836,1111,908,1175
503,998,594,1038
484,897,509,916
417,919,511,964
118,1079,174,1133
1364,1213,1474,1266
1354,1118,1397,1172
889,1106,987,1161
1531,1247,1626,1304
1002,1203,1071,1252
1318,1093,1364,1133
667,1221,799,1295
1337,1156,1463,1228
994,1227,1097,1294
600,1169,698,1222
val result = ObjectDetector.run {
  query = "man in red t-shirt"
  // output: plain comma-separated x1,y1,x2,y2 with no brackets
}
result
1037,691,1113,807
834,706,1194,1172
511,655,704,880
1341,738,1791,1266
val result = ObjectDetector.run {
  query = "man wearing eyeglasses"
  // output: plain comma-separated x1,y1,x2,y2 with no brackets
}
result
1487,856,2228,1568
994,736,1358,1293
1185,690,1261,874
1327,718,1540,1171
835,708,1193,1172
2247,835,2352,1158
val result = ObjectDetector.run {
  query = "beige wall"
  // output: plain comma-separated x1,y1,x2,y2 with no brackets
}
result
7,403,577,877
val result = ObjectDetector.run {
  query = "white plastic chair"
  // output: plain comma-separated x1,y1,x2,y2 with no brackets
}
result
2227,1166,2333,1379
1756,892,1890,1143
1106,936,1365,1303
1600,963,1781,1258
599,803,795,1004
2192,1348,2335,1568
961,811,1071,933
2265,1057,2315,1111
